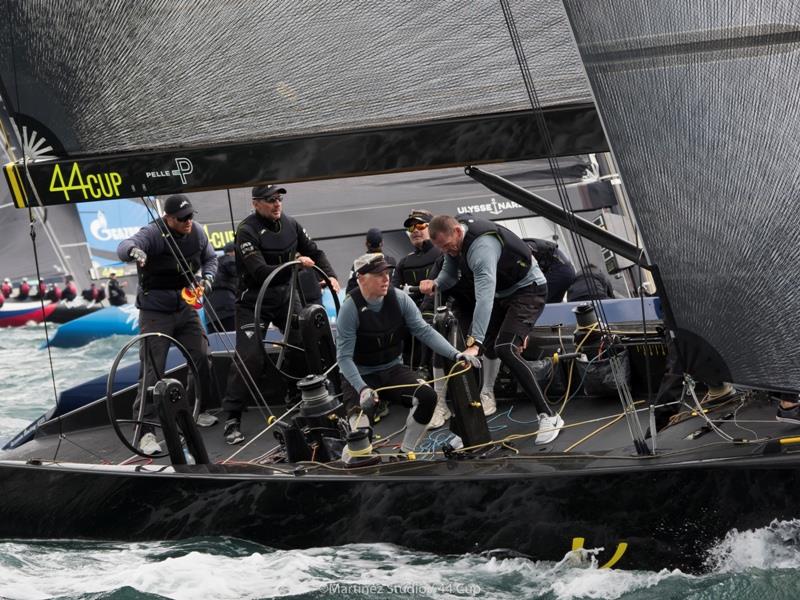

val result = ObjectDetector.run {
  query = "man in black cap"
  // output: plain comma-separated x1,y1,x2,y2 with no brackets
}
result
117,194,219,454
221,184,340,445
205,241,237,333
345,227,397,294
336,252,479,453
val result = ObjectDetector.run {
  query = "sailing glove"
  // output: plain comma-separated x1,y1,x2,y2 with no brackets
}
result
201,274,214,294
359,387,379,412
129,247,147,267
455,352,482,369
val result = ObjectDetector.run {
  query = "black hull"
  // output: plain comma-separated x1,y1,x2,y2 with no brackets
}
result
48,304,102,324
1,458,797,573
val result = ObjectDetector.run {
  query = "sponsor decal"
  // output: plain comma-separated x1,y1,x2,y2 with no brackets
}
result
89,210,141,242
456,197,521,216
49,163,123,202
144,157,194,185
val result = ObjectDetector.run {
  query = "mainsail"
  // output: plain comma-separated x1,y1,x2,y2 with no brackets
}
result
562,2,800,390
0,0,605,205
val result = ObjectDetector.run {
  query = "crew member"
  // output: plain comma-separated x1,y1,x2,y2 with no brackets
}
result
45,283,62,303
32,279,46,301
62,275,78,301
206,242,237,333
1,278,12,299
337,253,479,452
345,228,396,294
221,185,340,445
17,277,30,300
567,263,616,302
525,238,577,303
81,283,106,303
421,215,564,445
118,194,219,454
107,272,128,306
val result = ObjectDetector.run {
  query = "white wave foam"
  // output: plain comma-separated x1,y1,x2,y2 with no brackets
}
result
0,540,696,600
705,519,800,573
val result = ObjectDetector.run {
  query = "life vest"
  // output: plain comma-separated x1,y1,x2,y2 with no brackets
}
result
237,213,299,292
139,224,203,291
398,240,441,286
62,282,77,301
1,283,12,298
458,217,532,291
524,238,558,272
350,287,408,367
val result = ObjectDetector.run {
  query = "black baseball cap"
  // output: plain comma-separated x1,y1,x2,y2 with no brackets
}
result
252,185,287,199
163,194,195,219
403,209,433,228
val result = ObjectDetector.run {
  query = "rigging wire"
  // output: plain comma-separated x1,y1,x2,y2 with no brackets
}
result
498,0,649,453
137,196,275,420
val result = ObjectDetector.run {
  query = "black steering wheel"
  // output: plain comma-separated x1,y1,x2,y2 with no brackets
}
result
253,261,341,380
106,332,202,458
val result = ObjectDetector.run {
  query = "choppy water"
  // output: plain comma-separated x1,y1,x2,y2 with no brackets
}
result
1,327,800,600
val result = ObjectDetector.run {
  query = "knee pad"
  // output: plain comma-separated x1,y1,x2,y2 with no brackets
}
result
412,384,437,423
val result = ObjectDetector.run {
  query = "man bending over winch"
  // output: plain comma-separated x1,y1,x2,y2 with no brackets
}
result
336,253,480,453
420,214,564,445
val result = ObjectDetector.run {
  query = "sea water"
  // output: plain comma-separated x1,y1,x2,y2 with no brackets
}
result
1,326,799,600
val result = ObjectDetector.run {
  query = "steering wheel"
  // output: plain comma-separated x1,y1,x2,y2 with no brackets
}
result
106,332,202,458
253,261,341,380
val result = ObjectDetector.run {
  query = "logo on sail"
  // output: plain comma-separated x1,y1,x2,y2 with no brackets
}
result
145,157,194,185
49,163,124,202
456,197,520,216
89,210,141,242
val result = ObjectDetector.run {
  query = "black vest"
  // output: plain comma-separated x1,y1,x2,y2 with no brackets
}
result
458,217,532,291
213,254,238,293
524,238,558,272
139,225,203,291
398,240,441,286
237,213,299,291
351,287,407,367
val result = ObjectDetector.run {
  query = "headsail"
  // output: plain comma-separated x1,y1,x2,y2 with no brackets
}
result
0,0,605,206
562,2,800,389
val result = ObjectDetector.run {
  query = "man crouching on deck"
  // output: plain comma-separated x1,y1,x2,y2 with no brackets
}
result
336,253,480,453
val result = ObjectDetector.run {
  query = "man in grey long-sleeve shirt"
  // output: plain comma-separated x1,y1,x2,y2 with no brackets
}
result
420,215,564,446
117,194,218,455
336,253,479,452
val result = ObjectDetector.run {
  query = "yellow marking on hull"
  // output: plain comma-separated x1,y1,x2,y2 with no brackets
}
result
3,163,27,208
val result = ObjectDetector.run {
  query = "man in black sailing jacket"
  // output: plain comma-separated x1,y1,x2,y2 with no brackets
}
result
525,238,577,303
206,242,237,333
117,194,218,454
220,185,340,445
107,272,128,306
421,215,564,445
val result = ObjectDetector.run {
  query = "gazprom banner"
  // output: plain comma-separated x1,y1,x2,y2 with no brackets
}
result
77,199,150,279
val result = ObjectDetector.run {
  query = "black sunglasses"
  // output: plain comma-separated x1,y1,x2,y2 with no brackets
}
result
176,214,194,223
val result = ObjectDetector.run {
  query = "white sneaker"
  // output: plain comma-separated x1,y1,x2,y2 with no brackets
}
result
480,391,497,416
139,432,161,455
195,411,218,427
429,398,452,429
535,413,564,445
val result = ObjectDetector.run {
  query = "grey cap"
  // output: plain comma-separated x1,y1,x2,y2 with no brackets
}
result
353,253,394,275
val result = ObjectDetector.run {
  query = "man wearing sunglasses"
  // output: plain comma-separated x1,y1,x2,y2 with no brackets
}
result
220,184,340,445
118,194,219,454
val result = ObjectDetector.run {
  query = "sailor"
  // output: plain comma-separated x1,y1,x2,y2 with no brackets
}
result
32,279,46,300
81,283,105,303
62,275,78,301
1,278,12,299
44,282,62,303
336,253,480,453
0,289,4,308
345,228,396,294
16,277,30,300
567,263,616,302
421,215,564,445
117,194,219,454
525,238,577,303
205,242,237,333
107,272,128,306
221,185,340,445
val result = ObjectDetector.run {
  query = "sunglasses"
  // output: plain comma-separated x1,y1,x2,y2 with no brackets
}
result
257,195,283,204
406,222,428,233
176,214,194,223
